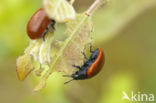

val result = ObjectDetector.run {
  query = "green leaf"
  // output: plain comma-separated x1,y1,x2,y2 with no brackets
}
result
43,0,76,22
16,0,104,91
33,13,93,91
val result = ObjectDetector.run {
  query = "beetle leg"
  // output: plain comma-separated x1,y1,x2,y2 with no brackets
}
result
72,65,81,69
63,75,72,77
42,28,48,41
64,79,74,84
90,44,94,53
51,20,56,30
81,51,88,60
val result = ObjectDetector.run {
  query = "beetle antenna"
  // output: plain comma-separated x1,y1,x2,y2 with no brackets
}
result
64,79,74,84
62,75,72,77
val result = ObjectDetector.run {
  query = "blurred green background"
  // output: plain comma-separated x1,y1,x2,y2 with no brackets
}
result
0,0,156,103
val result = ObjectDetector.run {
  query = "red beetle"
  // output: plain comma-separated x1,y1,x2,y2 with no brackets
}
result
63,45,105,84
27,8,55,40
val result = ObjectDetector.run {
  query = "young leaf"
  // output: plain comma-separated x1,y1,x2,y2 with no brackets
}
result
16,54,34,81
54,14,93,74
33,13,93,91
38,33,54,65
16,41,37,81
43,0,76,22
16,32,54,80
33,0,105,91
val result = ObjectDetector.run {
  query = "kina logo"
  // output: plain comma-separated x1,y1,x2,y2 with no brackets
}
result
122,91,154,102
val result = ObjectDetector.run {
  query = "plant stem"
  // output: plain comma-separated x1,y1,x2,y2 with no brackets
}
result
86,0,102,16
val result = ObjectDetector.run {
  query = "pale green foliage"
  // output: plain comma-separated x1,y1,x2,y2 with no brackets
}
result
93,0,156,44
0,0,156,102
54,14,93,74
16,40,42,81
43,0,76,22
99,73,135,103
34,14,92,91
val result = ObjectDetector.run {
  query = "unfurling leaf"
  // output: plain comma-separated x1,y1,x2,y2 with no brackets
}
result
43,0,76,22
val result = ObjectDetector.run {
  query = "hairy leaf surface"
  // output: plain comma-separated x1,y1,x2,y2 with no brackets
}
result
34,14,93,91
